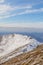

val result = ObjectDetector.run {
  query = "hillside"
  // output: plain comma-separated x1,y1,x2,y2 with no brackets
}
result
1,44,43,65
0,34,43,65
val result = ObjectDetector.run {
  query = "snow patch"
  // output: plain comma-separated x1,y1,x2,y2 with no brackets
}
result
0,34,42,58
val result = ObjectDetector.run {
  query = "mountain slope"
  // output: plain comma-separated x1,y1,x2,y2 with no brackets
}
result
1,44,43,65
0,34,43,65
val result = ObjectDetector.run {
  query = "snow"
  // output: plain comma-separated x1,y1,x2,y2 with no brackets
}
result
0,34,43,58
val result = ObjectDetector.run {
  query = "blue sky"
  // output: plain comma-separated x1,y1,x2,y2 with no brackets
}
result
0,0,43,28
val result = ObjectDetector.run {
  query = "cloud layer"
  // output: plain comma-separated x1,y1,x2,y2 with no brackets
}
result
0,4,32,19
0,0,43,19
0,22,43,28
0,0,4,3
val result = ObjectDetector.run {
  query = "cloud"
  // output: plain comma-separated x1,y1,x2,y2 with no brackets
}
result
0,7,43,19
0,4,15,14
0,0,4,3
0,2,43,19
11,8,43,16
15,5,32,9
0,4,32,19
0,4,32,14
18,8,42,15
0,22,43,28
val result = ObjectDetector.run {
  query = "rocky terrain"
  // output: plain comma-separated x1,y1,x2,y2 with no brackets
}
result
1,44,43,65
0,34,43,65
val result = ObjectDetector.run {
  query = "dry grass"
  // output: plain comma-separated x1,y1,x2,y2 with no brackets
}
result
1,44,43,65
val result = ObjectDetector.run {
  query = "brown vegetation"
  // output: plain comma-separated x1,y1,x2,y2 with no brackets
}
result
1,44,43,65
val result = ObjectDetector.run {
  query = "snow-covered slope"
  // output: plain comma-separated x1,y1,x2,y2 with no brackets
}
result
0,34,43,64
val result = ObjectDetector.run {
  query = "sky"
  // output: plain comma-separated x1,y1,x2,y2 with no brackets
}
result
0,0,43,28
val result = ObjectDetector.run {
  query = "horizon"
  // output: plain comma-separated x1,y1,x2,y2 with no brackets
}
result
0,27,43,33
0,22,43,28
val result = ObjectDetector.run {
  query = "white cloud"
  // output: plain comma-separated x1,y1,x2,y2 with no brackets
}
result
0,4,32,19
0,4,14,14
2,8,43,19
0,4,32,14
18,8,43,15
0,0,4,3
15,5,32,10
0,3,43,19
0,22,43,28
